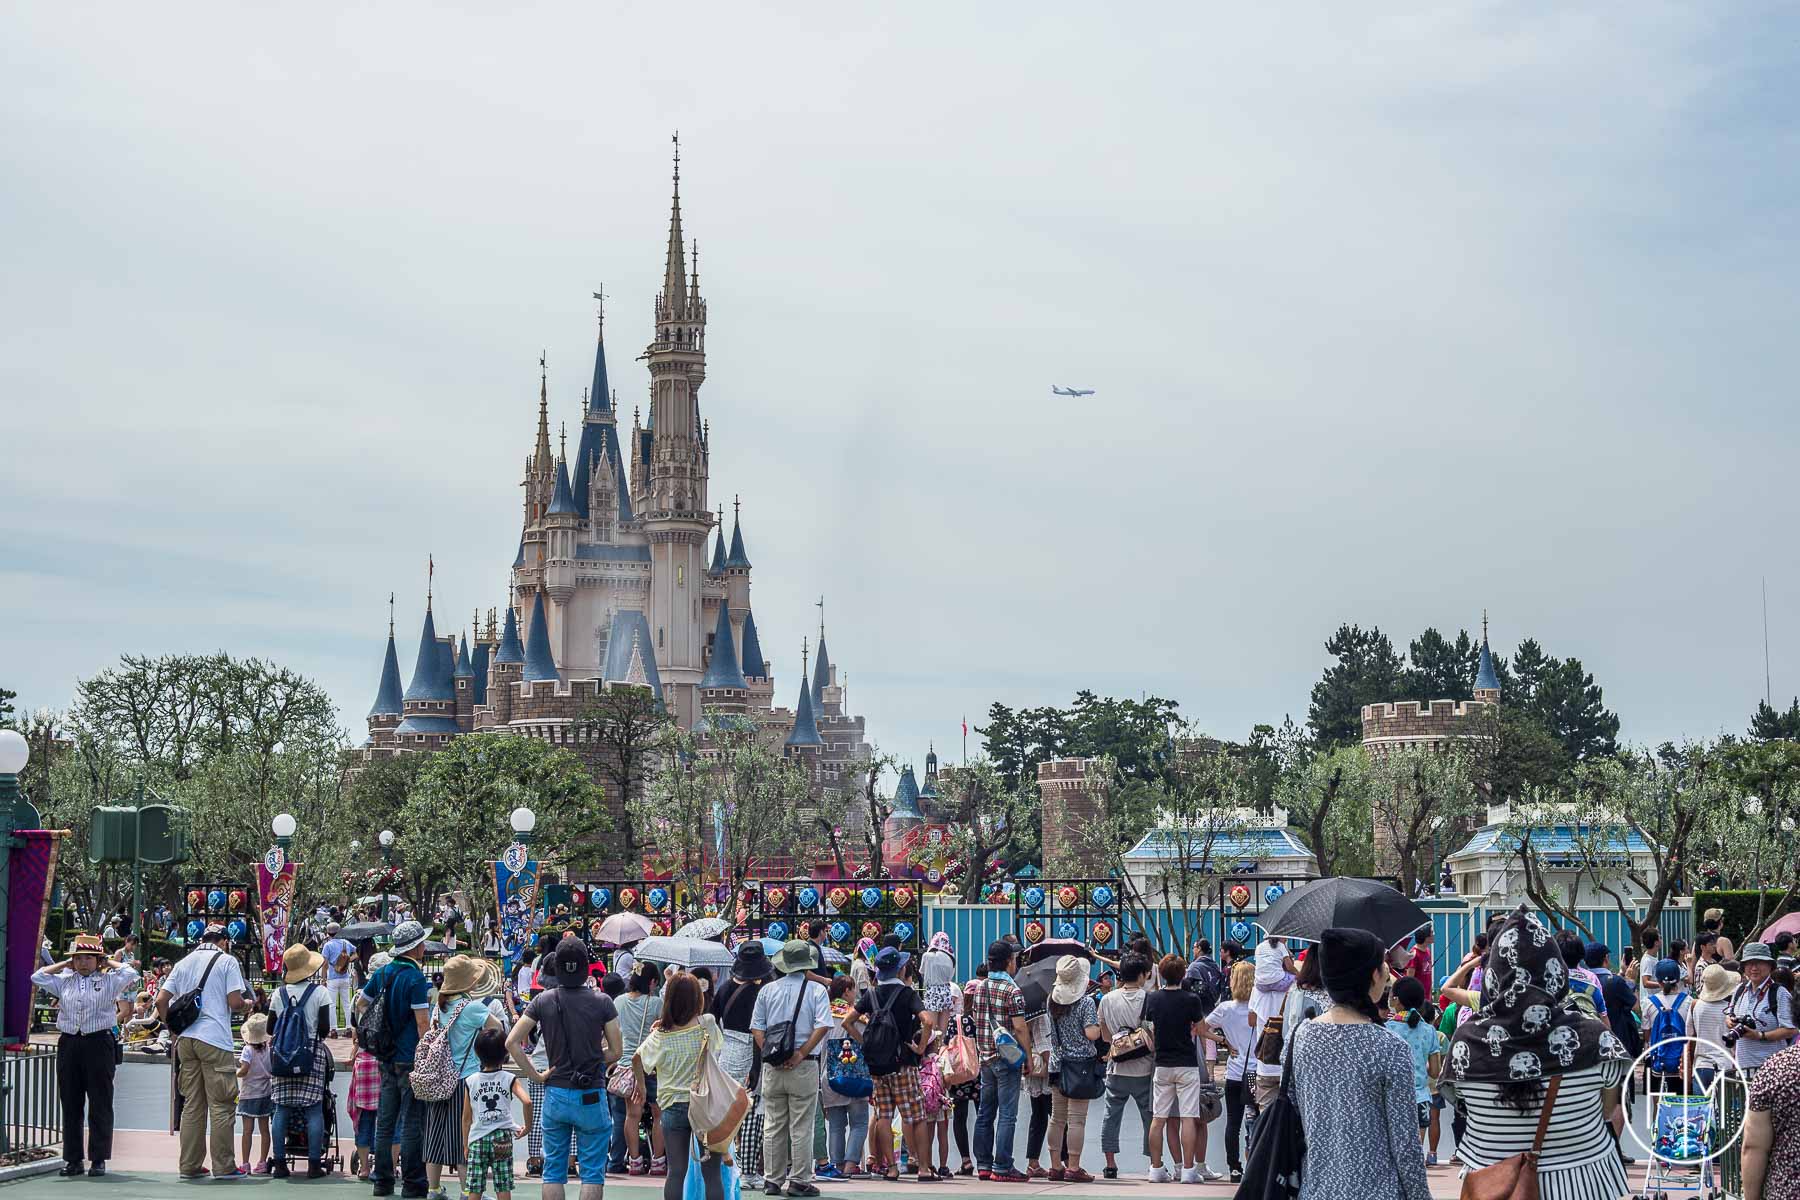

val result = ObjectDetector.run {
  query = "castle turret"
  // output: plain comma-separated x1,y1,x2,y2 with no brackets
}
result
887,765,925,838
489,602,525,723
698,600,749,712
453,633,476,732
522,589,560,684
1474,612,1501,704
395,595,458,747
365,602,405,747
470,608,491,707
785,642,824,758
921,744,941,813
709,510,727,576
641,137,712,725
544,443,579,661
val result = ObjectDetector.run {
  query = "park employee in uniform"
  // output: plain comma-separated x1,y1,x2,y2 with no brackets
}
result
32,933,139,1177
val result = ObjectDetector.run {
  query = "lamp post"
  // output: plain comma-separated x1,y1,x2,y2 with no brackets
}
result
272,812,296,851
0,730,36,1052
509,806,537,847
378,829,395,924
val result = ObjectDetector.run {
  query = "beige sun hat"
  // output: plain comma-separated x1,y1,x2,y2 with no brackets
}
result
1698,963,1741,1004
283,943,326,984
439,954,497,997
1051,954,1091,1006
242,1013,271,1045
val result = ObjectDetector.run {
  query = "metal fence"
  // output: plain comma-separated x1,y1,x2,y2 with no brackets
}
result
2,1043,62,1158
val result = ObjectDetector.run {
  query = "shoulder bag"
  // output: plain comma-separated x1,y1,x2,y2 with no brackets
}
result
1458,1076,1561,1200
607,996,648,1098
1107,990,1151,1063
761,978,811,1065
1235,1025,1305,1200
1051,1002,1105,1100
688,1019,751,1150
166,950,224,1037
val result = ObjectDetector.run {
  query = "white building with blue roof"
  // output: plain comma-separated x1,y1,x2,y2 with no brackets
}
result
1121,809,1319,905
1444,804,1660,908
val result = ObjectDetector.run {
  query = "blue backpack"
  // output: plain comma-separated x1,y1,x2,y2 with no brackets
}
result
826,1037,874,1098
1646,991,1688,1075
270,983,321,1078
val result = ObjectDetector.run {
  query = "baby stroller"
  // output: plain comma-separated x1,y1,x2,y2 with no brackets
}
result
279,1071,345,1175
1633,1094,1718,1200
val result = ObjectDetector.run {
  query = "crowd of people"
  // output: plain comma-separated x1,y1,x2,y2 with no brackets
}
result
24,899,1800,1200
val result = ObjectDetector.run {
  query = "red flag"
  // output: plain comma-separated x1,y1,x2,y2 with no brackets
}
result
962,716,968,737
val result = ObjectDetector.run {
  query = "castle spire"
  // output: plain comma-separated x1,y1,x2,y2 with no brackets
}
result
534,352,552,474
589,287,612,413
710,508,727,575
726,495,751,568
740,608,766,679
402,602,454,702
367,613,405,718
786,643,824,749
699,602,748,690
522,589,559,682
663,133,687,313
547,452,578,516
493,602,524,665
1474,611,1501,694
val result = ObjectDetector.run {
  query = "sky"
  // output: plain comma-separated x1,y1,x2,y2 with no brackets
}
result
5,4,1800,779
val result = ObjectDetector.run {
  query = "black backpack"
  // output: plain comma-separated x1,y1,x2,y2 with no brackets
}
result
166,949,225,1037
355,965,402,1060
861,984,910,1076
1185,957,1224,1015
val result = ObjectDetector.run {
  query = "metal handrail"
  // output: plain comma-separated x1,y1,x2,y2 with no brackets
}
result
2,1043,62,1158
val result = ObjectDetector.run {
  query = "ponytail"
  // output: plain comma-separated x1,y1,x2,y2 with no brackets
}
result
1406,1007,1422,1029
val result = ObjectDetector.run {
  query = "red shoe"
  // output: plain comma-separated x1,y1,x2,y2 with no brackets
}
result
1047,1169,1066,1181
978,1170,994,1182
992,1169,1031,1183
1064,1169,1095,1184
1028,1165,1048,1179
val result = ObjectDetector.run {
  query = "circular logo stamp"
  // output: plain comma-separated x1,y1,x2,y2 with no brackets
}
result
1621,1034,1747,1166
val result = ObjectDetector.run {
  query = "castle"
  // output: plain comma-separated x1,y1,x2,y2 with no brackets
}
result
1358,619,1502,757
354,144,872,823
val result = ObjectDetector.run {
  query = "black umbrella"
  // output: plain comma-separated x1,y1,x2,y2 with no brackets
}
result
1015,957,1061,1015
1254,877,1429,949
1022,938,1093,967
339,920,393,941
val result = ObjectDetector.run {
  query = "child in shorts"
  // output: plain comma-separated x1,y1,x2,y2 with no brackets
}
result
461,1027,532,1200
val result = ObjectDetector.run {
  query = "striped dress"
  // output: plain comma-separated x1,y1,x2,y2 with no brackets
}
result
1448,1062,1628,1200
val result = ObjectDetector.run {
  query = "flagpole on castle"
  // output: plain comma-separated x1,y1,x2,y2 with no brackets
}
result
961,714,967,766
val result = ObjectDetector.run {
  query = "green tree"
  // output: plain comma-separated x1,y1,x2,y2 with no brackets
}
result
1401,628,1480,703
1481,706,1571,803
0,683,15,726
936,760,1037,902
1275,743,1377,879
1508,639,1555,709
1369,745,1484,895
1749,698,1800,741
398,734,610,919
1713,738,1800,931
1530,656,1620,761
575,683,674,873
1307,625,1404,747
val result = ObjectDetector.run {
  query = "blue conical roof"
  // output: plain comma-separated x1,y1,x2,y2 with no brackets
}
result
493,604,524,665
1475,636,1500,692
522,591,559,682
368,632,405,717
454,635,474,679
726,512,751,569
471,639,490,705
710,523,727,575
547,458,578,516
785,670,822,748
699,605,748,690
740,610,766,679
513,539,525,569
403,608,455,702
890,766,924,821
812,636,832,706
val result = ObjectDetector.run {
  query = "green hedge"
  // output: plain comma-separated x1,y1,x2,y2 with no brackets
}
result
1692,890,1800,945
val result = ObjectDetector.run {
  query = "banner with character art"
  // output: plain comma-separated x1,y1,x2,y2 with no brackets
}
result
492,843,539,973
255,849,298,974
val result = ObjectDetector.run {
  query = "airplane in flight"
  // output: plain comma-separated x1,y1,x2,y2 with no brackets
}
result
1051,384,1095,397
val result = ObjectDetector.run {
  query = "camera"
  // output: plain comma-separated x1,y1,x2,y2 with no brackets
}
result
1721,1015,1757,1047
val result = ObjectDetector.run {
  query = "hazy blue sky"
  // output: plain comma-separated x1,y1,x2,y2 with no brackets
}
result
5,4,1798,776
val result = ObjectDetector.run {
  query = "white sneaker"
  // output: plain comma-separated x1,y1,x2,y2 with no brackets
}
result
1149,1165,1172,1183
1200,1167,1225,1182
1180,1166,1203,1184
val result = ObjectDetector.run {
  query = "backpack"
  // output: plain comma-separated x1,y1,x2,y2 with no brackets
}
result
826,1036,874,1098
1646,992,1689,1074
269,983,322,1078
1564,977,1602,1021
166,949,225,1038
411,998,477,1102
355,965,401,1060
861,984,911,1076
1185,957,1224,1016
1254,1013,1286,1066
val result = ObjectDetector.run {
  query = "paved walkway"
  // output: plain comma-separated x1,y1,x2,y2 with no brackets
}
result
7,1130,1476,1199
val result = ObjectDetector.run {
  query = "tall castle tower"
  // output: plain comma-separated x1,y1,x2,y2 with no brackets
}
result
641,138,713,726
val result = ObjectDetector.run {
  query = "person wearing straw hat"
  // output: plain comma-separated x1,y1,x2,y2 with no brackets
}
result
359,919,436,1197
235,1013,275,1175
422,955,507,1196
1727,943,1797,1074
269,942,333,1177
32,932,139,1177
1691,963,1742,1090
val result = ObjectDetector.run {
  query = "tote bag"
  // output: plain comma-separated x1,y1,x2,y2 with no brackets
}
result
689,1025,751,1150
1234,1031,1304,1200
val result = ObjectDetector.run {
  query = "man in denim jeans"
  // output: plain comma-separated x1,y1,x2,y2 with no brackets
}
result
966,940,1034,1182
358,925,434,1197
508,934,622,1200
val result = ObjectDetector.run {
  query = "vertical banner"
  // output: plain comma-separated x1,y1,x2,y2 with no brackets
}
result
5,830,60,1045
492,842,539,973
256,848,298,975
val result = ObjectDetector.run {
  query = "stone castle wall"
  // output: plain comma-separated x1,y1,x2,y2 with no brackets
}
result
1038,757,1102,875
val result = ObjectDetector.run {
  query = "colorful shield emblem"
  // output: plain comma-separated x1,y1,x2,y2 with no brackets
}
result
1264,884,1285,905
1023,886,1045,911
829,921,851,944
798,886,820,909
208,889,227,912
767,921,788,941
1056,920,1078,939
1057,885,1080,909
1091,885,1115,909
894,921,915,944
1023,920,1045,944
827,886,850,910
861,921,882,940
1090,920,1115,947
766,886,789,910
1228,884,1250,910
647,887,669,913
860,887,882,911
892,886,914,909
1229,920,1252,946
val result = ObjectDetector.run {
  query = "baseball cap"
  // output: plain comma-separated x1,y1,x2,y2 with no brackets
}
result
1653,958,1681,984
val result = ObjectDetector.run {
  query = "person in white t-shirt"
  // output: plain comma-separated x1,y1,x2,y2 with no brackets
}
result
1206,962,1257,1184
156,926,251,1178
462,1027,532,1200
